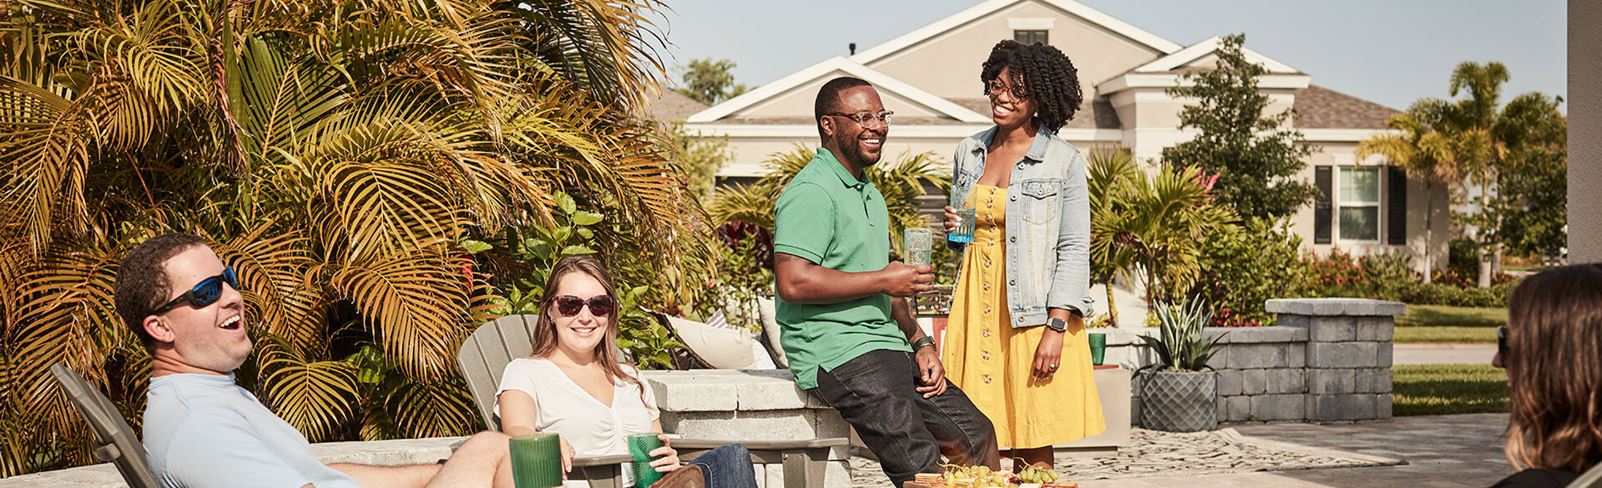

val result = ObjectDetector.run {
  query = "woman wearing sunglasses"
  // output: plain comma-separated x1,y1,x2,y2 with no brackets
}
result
1490,264,1602,487
495,256,757,488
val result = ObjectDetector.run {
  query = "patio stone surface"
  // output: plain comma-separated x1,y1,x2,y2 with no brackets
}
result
846,413,1512,487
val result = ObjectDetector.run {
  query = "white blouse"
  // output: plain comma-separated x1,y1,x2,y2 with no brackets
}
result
495,357,660,487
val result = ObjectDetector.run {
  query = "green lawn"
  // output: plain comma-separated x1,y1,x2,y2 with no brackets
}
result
1393,304,1506,344
1392,364,1509,416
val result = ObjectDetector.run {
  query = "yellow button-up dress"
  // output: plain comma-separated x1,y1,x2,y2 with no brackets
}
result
942,184,1105,449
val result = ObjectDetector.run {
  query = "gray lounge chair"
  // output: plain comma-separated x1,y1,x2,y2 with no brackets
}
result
50,363,158,488
456,314,843,488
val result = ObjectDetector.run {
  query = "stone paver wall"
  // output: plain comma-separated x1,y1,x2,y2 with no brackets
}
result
641,369,852,488
1095,298,1400,424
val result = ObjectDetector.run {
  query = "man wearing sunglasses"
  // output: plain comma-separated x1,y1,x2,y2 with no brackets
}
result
772,77,1000,488
114,233,517,488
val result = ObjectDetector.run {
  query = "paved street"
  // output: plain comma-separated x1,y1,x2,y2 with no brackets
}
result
1394,344,1498,365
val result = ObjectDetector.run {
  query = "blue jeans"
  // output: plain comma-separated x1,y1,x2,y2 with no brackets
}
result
687,444,757,488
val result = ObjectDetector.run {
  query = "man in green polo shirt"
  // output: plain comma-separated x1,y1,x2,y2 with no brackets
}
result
773,77,999,487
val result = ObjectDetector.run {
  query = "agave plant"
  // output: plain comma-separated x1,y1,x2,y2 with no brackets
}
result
0,0,694,476
1139,299,1226,372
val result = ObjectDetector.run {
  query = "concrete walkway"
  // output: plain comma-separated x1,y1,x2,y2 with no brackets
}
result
1394,344,1497,365
1081,413,1513,487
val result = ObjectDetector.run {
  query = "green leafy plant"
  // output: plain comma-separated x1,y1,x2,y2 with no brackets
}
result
1195,218,1307,326
1139,299,1226,372
472,191,681,370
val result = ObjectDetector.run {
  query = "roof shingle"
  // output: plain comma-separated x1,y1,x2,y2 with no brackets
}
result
1294,85,1399,129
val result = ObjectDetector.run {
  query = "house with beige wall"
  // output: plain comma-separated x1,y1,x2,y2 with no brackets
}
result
683,0,1449,279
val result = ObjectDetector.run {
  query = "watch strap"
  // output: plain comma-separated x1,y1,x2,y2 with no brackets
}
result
911,336,937,351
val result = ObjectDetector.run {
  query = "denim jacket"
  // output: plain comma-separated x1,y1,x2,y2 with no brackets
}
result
948,125,1095,328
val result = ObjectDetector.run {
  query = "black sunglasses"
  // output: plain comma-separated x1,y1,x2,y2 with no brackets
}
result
1497,325,1509,359
553,295,615,317
154,267,240,314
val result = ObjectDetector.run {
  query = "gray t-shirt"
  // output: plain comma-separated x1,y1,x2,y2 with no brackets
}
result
143,373,360,488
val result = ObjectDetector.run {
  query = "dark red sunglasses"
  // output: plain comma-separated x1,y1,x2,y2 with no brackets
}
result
553,295,615,317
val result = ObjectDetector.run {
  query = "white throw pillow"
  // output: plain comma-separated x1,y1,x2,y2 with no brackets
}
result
665,316,756,369
758,297,787,368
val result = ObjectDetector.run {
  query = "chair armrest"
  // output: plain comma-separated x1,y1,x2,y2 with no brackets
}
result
572,454,633,467
672,437,849,450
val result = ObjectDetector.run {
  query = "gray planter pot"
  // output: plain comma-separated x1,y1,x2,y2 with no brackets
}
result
1138,369,1218,432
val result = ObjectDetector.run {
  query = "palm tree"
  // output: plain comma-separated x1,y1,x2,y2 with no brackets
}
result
1089,148,1236,306
1356,100,1457,284
1364,62,1567,287
706,145,950,256
0,0,689,476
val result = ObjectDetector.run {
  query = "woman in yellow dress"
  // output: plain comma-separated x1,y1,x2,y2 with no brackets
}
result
941,39,1103,468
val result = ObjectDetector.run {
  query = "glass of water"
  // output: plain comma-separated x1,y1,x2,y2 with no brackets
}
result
948,208,977,244
904,227,933,266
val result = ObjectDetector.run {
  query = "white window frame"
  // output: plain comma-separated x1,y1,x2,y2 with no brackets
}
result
1336,166,1382,243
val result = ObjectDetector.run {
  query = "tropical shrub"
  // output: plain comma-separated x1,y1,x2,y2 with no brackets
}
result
1089,147,1236,306
0,0,694,476
1304,249,1417,301
706,146,949,255
1400,282,1515,308
1194,218,1307,327
471,192,680,369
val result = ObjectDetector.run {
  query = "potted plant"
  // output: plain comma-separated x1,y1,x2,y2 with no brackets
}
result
1137,299,1226,432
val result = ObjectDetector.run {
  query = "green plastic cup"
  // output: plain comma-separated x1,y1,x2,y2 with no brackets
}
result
509,433,563,488
628,433,666,488
1089,333,1107,366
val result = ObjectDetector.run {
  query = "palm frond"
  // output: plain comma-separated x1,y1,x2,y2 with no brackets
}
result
257,336,360,443
328,247,471,380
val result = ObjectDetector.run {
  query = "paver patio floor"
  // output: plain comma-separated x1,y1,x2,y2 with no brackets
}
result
849,413,1511,487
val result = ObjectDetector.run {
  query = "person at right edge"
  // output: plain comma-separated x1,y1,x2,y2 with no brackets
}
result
942,39,1105,469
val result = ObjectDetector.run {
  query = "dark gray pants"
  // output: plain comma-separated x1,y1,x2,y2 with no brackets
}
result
807,349,998,487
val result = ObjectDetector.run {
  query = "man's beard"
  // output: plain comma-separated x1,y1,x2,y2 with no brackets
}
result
834,130,884,167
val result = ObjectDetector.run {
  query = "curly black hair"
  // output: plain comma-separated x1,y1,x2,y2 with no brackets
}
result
980,39,1083,132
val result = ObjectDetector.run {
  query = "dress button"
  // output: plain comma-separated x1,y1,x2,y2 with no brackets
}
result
982,329,991,337
1010,195,1017,201
1009,279,1017,286
984,307,992,314
983,374,993,384
982,352,991,360
1009,236,1016,243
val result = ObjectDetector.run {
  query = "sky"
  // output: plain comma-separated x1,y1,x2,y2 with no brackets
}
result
654,0,1567,112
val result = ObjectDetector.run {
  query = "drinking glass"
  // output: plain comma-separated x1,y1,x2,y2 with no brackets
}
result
948,207,977,244
509,433,563,488
904,228,933,266
627,433,666,487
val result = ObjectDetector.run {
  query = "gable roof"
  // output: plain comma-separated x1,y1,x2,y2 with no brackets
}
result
1295,85,1400,129
685,57,990,124
1132,36,1300,74
849,0,1183,64
646,89,709,122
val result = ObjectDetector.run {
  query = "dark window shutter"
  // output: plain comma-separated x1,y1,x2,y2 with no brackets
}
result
1387,166,1407,245
1314,166,1332,244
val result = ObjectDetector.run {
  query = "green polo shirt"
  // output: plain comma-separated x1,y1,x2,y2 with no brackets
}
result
773,148,911,389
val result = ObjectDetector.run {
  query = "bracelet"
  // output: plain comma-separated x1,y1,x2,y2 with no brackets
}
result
911,336,937,351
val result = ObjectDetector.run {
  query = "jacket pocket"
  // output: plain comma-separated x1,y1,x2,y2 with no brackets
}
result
1018,177,1061,224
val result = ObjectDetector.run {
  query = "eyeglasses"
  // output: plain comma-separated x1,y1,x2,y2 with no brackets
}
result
824,110,894,127
1497,325,1508,359
553,295,615,317
154,267,240,314
985,79,1029,101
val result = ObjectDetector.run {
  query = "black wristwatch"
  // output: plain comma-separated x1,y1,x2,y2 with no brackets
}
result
912,336,937,351
1045,317,1068,333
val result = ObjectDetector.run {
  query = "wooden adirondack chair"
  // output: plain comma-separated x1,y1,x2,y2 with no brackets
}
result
456,314,844,488
50,364,159,488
